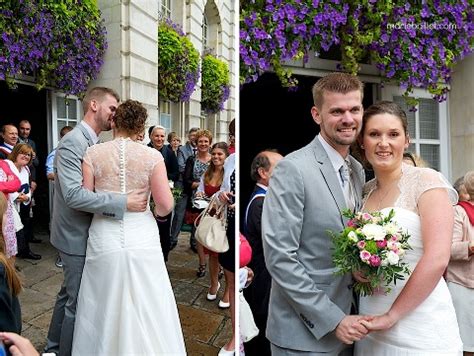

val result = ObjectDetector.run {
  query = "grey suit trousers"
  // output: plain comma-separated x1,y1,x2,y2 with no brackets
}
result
45,252,85,356
271,343,353,356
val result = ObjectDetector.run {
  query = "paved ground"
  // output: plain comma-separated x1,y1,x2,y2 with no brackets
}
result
17,230,232,355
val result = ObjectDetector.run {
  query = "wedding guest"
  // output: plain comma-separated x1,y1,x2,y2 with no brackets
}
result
195,142,229,308
454,176,470,202
167,131,181,156
170,127,199,250
217,118,236,355
183,129,212,270
243,149,283,356
447,170,474,356
0,193,22,333
0,160,21,260
0,124,19,159
148,125,179,262
0,332,39,356
6,144,41,260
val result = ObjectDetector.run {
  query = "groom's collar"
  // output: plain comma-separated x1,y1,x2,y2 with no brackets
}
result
80,121,100,144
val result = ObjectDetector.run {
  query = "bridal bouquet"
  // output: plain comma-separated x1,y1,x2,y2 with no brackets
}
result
330,209,411,296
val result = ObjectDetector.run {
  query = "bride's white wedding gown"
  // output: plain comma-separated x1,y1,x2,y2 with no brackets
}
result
72,138,186,355
355,164,462,356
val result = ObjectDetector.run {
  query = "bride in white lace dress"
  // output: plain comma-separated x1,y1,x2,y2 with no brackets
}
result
354,101,462,355
72,100,186,355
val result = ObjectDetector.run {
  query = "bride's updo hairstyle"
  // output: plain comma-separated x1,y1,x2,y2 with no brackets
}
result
114,99,148,136
353,100,409,169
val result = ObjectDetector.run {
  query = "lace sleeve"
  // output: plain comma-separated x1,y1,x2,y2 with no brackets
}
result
414,168,458,205
399,165,458,213
83,147,94,171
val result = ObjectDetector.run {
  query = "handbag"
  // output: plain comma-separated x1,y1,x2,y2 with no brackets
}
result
239,292,259,342
11,205,23,232
194,193,228,253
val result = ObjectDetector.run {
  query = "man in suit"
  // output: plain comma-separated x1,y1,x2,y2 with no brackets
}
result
147,125,179,261
45,87,148,356
262,72,371,355
18,120,41,244
244,149,283,356
0,124,19,159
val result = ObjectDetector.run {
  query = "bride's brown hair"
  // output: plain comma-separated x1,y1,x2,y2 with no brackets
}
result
114,100,148,135
0,193,22,296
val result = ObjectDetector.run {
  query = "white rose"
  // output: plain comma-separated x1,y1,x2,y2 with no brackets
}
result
386,251,400,265
348,231,358,242
361,224,386,241
384,222,399,235
169,180,174,189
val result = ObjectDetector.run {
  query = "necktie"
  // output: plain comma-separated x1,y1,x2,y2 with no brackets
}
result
340,161,355,211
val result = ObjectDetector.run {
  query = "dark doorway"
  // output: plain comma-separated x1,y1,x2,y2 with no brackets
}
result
0,81,50,233
239,72,374,226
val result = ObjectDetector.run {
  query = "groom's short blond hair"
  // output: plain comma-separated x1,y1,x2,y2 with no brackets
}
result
312,73,364,109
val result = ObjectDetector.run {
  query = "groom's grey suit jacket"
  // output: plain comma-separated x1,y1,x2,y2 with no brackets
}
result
50,124,127,256
262,136,365,353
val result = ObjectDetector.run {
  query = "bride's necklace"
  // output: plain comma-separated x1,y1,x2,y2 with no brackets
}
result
375,171,402,210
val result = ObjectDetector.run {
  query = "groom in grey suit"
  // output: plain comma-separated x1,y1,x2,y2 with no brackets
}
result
45,87,148,356
262,73,371,355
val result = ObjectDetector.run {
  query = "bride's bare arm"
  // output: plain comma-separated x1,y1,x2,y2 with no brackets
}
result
361,188,453,331
151,160,174,217
82,161,94,191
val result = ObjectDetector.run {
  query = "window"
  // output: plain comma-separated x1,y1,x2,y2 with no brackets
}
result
382,85,449,176
52,93,81,147
160,101,172,133
160,0,171,19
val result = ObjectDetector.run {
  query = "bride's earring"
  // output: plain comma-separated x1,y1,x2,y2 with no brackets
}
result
360,144,364,149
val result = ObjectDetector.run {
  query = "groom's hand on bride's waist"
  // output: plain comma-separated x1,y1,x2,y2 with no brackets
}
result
126,188,148,212
335,315,373,344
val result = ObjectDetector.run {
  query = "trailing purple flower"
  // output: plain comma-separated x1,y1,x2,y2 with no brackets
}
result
158,19,200,103
0,1,107,96
240,0,474,103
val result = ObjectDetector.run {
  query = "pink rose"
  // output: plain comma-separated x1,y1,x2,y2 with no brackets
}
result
357,241,366,249
390,235,399,241
376,240,387,248
347,219,357,227
362,213,373,221
369,255,381,267
360,250,371,262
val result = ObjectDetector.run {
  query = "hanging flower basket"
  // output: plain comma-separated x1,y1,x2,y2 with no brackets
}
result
158,19,200,102
0,0,107,96
201,52,230,114
240,0,474,103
